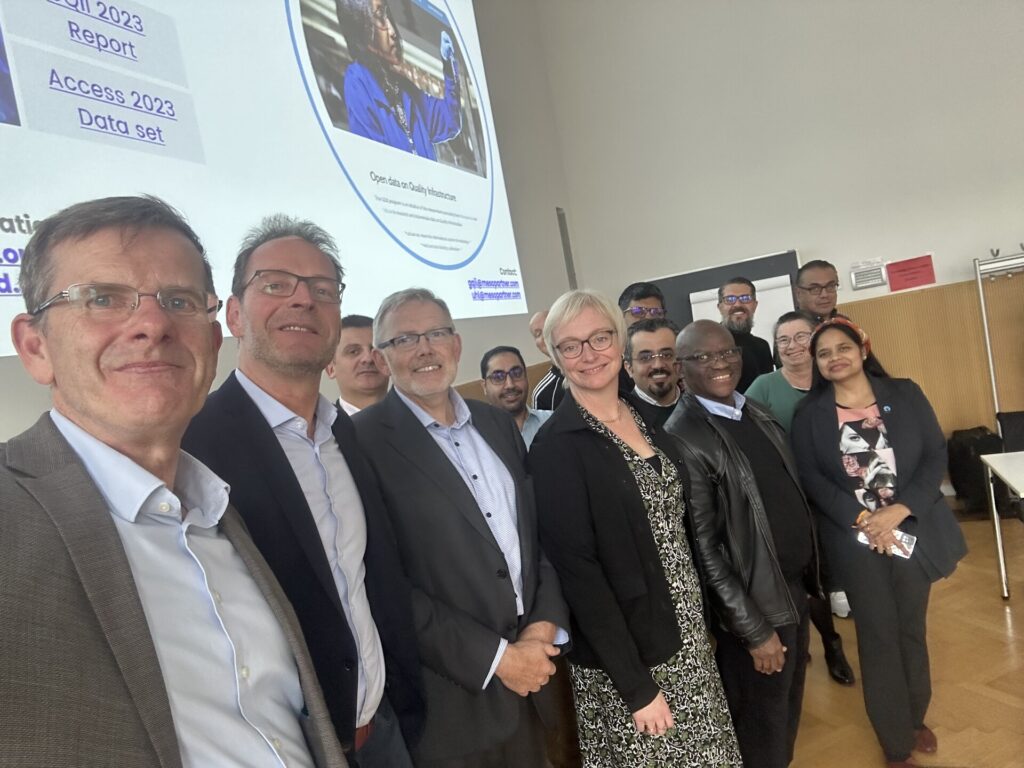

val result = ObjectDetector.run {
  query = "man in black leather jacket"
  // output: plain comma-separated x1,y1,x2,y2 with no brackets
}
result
664,320,822,768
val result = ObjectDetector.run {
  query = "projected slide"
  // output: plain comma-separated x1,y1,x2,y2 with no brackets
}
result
0,0,525,357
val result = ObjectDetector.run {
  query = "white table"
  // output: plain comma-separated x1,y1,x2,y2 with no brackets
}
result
980,451,1024,599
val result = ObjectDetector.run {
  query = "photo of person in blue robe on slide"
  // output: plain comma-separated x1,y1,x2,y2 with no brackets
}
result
336,0,461,161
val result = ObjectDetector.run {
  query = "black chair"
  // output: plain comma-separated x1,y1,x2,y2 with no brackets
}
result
996,411,1024,519
997,410,1024,453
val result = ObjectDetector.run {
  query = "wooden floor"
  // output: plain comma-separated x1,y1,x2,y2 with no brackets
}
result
792,518,1024,768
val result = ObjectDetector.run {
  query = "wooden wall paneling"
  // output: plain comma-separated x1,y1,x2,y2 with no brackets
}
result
980,273,1024,415
839,281,996,435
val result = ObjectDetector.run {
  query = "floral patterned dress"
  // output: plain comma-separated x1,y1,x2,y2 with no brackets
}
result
569,403,742,767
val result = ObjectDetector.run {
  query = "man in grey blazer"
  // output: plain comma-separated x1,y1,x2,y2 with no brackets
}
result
1,196,346,768
352,288,570,767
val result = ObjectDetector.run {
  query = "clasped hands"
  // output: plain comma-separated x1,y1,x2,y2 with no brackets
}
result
494,620,559,697
856,504,911,556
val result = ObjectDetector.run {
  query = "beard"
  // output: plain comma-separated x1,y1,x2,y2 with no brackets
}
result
724,312,753,334
645,370,676,399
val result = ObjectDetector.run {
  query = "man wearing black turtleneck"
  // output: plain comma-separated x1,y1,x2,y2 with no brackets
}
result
717,277,773,393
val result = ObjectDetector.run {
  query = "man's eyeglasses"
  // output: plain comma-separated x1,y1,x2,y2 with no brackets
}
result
31,283,221,321
632,350,676,364
485,365,526,384
797,281,839,297
680,347,741,367
378,326,455,351
555,329,616,359
245,270,345,304
775,331,812,349
720,294,754,305
623,306,666,319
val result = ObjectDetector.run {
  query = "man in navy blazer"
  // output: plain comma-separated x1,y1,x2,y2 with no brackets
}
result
183,216,423,765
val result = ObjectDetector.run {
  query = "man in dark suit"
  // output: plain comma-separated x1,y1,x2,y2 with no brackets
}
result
353,288,570,767
2,196,345,767
183,216,422,765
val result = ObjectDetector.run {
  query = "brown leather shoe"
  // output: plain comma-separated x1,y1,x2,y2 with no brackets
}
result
914,725,938,753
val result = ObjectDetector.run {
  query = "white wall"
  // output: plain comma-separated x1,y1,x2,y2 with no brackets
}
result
532,0,1024,299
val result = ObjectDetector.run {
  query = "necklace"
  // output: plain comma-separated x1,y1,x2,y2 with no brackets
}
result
381,70,416,153
597,403,623,423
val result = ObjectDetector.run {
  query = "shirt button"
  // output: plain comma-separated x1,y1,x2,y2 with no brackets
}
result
471,474,478,480
272,737,282,750
485,513,492,518
212,589,222,604
240,665,250,679
158,502,171,513
454,441,460,446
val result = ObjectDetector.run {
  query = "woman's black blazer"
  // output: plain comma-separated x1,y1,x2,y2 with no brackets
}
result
529,392,691,713
790,377,967,583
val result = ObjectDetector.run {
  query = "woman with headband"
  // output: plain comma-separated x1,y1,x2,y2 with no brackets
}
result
790,317,966,768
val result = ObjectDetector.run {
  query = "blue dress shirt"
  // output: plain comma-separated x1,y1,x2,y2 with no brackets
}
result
50,409,313,768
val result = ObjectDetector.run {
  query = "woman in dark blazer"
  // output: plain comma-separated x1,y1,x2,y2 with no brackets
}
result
791,317,966,768
529,289,740,767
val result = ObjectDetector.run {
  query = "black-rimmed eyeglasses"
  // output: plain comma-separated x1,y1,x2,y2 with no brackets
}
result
797,281,839,296
720,294,754,305
623,306,666,319
31,283,221,321
555,329,616,359
378,326,455,350
244,270,345,304
680,347,741,366
485,366,526,384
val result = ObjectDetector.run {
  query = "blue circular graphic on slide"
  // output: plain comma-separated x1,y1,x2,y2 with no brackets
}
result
286,0,494,271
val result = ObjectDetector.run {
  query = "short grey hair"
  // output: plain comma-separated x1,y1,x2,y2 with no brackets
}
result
373,287,453,346
20,195,211,318
543,289,626,366
232,214,344,297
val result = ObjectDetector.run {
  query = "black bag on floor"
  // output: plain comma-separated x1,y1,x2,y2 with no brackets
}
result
948,426,1014,517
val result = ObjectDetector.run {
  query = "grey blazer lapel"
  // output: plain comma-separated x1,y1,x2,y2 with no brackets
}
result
7,416,183,768
220,510,347,768
382,392,501,552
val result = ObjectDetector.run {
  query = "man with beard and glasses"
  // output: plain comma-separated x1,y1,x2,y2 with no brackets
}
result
327,314,390,415
479,345,552,449
623,317,682,430
717,277,773,393
183,216,424,766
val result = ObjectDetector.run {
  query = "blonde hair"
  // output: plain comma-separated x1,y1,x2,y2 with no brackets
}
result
543,289,626,368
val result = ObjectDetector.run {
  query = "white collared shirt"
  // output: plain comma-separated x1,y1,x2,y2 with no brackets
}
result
237,370,385,728
395,388,568,686
633,384,680,408
338,397,360,416
695,390,747,421
50,410,312,768
520,408,553,448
